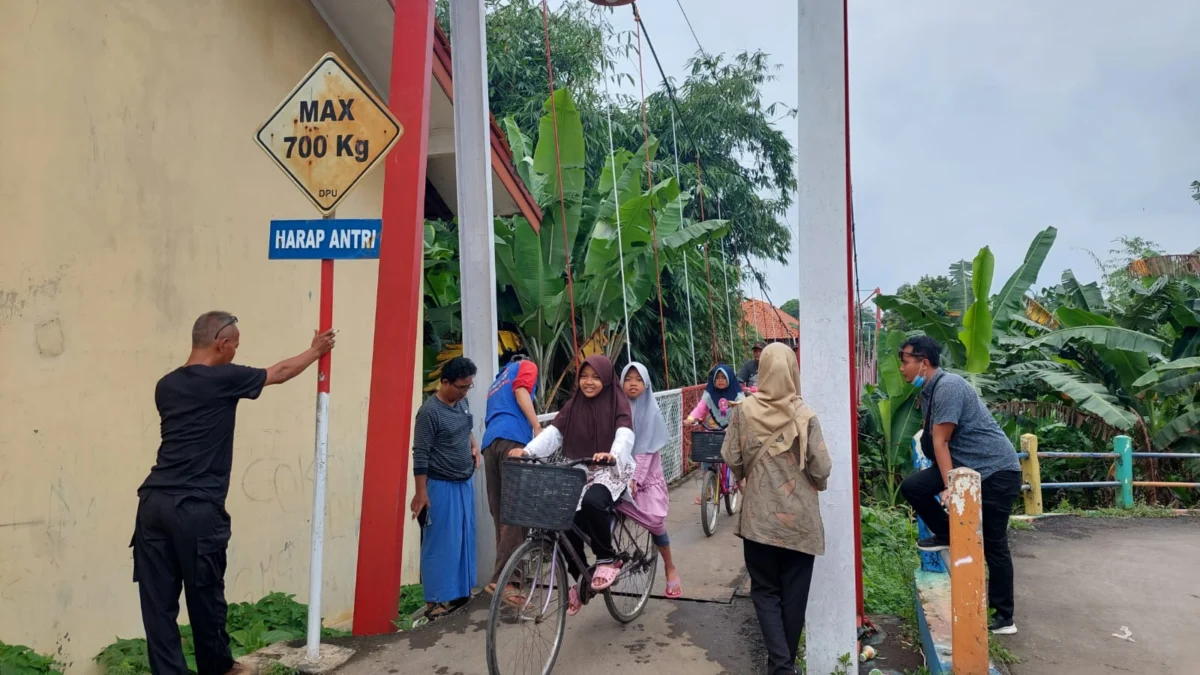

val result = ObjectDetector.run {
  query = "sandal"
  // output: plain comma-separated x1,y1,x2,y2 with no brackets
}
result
664,576,683,599
501,586,527,608
567,585,582,616
590,562,622,591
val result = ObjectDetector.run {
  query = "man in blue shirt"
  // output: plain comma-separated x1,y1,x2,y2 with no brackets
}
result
898,336,1023,636
480,355,541,600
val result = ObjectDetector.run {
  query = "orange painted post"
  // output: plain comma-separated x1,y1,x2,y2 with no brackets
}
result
1020,433,1043,516
948,467,989,675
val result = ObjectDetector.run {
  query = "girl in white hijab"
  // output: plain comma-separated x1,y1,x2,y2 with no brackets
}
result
616,362,683,598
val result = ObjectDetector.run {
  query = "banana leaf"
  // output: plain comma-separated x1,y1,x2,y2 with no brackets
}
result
1152,409,1200,450
1025,326,1168,358
959,246,994,373
1034,370,1137,430
948,259,973,320
992,226,1057,331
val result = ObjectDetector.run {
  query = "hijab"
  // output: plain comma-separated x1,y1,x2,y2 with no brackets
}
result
738,343,807,462
621,362,670,456
702,364,743,427
552,355,633,460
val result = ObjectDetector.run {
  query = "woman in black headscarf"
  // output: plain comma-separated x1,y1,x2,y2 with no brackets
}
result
517,355,635,615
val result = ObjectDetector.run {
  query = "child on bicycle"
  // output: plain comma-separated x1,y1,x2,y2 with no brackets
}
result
684,364,745,430
513,355,635,615
685,364,745,505
617,363,683,599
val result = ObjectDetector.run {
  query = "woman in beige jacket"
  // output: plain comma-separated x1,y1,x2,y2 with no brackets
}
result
721,343,832,675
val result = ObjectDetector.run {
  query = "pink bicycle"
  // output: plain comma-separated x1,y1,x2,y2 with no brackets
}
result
689,428,741,537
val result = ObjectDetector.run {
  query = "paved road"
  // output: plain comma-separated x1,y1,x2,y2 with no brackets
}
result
333,473,767,675
1005,516,1200,675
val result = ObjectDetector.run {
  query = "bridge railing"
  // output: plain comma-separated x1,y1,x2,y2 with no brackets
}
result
1016,434,1200,515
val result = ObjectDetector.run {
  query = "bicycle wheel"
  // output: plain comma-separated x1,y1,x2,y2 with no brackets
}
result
604,518,658,623
486,536,568,675
724,466,741,516
700,469,719,537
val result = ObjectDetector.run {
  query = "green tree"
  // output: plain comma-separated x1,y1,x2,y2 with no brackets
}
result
780,298,799,318
880,275,952,332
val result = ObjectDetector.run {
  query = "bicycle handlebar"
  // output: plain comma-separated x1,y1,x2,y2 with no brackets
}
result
507,455,616,467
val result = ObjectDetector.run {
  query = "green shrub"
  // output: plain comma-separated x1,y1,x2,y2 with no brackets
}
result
392,584,425,631
0,640,63,675
95,592,349,675
860,503,920,619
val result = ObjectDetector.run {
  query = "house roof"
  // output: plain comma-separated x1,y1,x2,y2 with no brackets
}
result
741,298,799,341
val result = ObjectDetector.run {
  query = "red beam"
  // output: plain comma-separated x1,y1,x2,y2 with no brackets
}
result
352,0,436,635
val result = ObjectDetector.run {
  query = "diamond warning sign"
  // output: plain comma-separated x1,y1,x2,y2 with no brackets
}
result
255,53,402,215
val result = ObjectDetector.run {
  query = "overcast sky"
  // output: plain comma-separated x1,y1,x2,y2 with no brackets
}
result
604,0,1200,306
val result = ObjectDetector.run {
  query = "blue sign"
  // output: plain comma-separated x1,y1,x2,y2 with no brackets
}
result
269,219,382,260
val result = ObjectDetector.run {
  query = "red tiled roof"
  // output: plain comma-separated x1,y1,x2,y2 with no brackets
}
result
741,298,799,340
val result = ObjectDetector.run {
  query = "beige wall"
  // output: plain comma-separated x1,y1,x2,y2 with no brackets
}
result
0,0,422,670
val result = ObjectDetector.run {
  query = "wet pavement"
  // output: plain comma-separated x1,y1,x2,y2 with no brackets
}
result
332,473,767,675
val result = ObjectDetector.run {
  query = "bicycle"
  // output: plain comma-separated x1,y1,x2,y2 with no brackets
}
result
689,427,741,537
485,456,658,675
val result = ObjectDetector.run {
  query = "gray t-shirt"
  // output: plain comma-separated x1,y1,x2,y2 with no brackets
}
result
921,371,1020,479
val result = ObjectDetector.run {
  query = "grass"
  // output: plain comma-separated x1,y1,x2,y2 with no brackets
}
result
95,593,351,675
0,640,63,675
391,584,426,631
1052,499,1189,519
1008,518,1036,531
861,504,921,621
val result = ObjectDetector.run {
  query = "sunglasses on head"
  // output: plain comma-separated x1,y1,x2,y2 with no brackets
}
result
897,350,925,361
214,315,239,340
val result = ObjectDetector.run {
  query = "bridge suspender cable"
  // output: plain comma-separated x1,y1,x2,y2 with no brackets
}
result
694,158,721,367
717,198,737,361
539,0,581,363
603,69,634,365
633,10,672,388
669,105,700,384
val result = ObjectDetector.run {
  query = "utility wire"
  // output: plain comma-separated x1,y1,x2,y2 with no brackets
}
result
672,0,706,56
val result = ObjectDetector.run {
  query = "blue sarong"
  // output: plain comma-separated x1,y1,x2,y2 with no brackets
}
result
421,476,477,603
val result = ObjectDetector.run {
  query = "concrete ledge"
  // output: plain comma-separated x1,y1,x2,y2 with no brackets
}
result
237,642,356,675
913,568,1005,675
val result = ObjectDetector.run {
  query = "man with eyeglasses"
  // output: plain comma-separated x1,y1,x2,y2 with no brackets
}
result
132,311,336,675
896,335,1023,636
410,355,480,621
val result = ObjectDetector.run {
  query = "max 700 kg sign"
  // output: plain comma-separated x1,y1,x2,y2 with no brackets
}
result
255,53,402,214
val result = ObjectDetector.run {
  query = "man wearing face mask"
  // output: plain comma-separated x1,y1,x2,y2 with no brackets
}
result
897,336,1023,636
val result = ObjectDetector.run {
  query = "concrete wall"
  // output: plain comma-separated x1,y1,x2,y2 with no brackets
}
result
0,0,422,670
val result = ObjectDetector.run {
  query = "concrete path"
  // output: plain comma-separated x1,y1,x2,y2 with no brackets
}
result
333,473,761,675
1005,516,1200,675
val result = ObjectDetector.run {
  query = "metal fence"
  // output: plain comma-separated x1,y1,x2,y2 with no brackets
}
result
1016,434,1200,514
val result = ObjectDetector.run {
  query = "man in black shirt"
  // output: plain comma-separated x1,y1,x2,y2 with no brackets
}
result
737,342,766,387
133,311,336,675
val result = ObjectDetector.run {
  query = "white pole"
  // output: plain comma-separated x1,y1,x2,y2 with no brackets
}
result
449,0,499,585
306,214,335,660
797,0,858,671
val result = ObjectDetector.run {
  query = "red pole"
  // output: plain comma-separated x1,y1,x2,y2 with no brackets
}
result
353,0,436,635
318,260,334,391
843,0,865,625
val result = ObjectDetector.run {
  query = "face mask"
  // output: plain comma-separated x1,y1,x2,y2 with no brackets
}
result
912,365,928,388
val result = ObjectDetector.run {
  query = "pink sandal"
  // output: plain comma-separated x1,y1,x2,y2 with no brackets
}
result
567,585,582,616
590,562,622,591
664,576,683,599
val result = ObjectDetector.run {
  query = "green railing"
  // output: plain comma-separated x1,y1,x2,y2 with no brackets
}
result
1017,434,1200,515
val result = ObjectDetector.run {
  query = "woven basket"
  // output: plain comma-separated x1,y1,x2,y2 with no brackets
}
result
500,461,587,531
690,429,726,464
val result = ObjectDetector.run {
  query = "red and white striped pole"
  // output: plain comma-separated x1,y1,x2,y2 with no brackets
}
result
306,215,335,659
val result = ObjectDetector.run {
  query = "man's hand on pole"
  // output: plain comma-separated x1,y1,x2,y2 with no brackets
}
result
312,329,337,355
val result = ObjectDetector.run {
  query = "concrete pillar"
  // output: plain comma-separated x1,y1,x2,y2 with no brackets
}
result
449,0,499,584
796,0,859,669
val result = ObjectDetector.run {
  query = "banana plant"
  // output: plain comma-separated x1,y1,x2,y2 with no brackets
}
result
497,89,730,405
860,329,923,504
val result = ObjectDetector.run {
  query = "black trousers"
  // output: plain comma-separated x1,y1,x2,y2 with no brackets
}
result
565,484,616,580
743,539,815,675
900,467,1022,623
132,491,233,675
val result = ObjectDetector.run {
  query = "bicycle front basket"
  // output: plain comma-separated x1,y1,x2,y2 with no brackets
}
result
689,429,727,464
500,461,587,531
